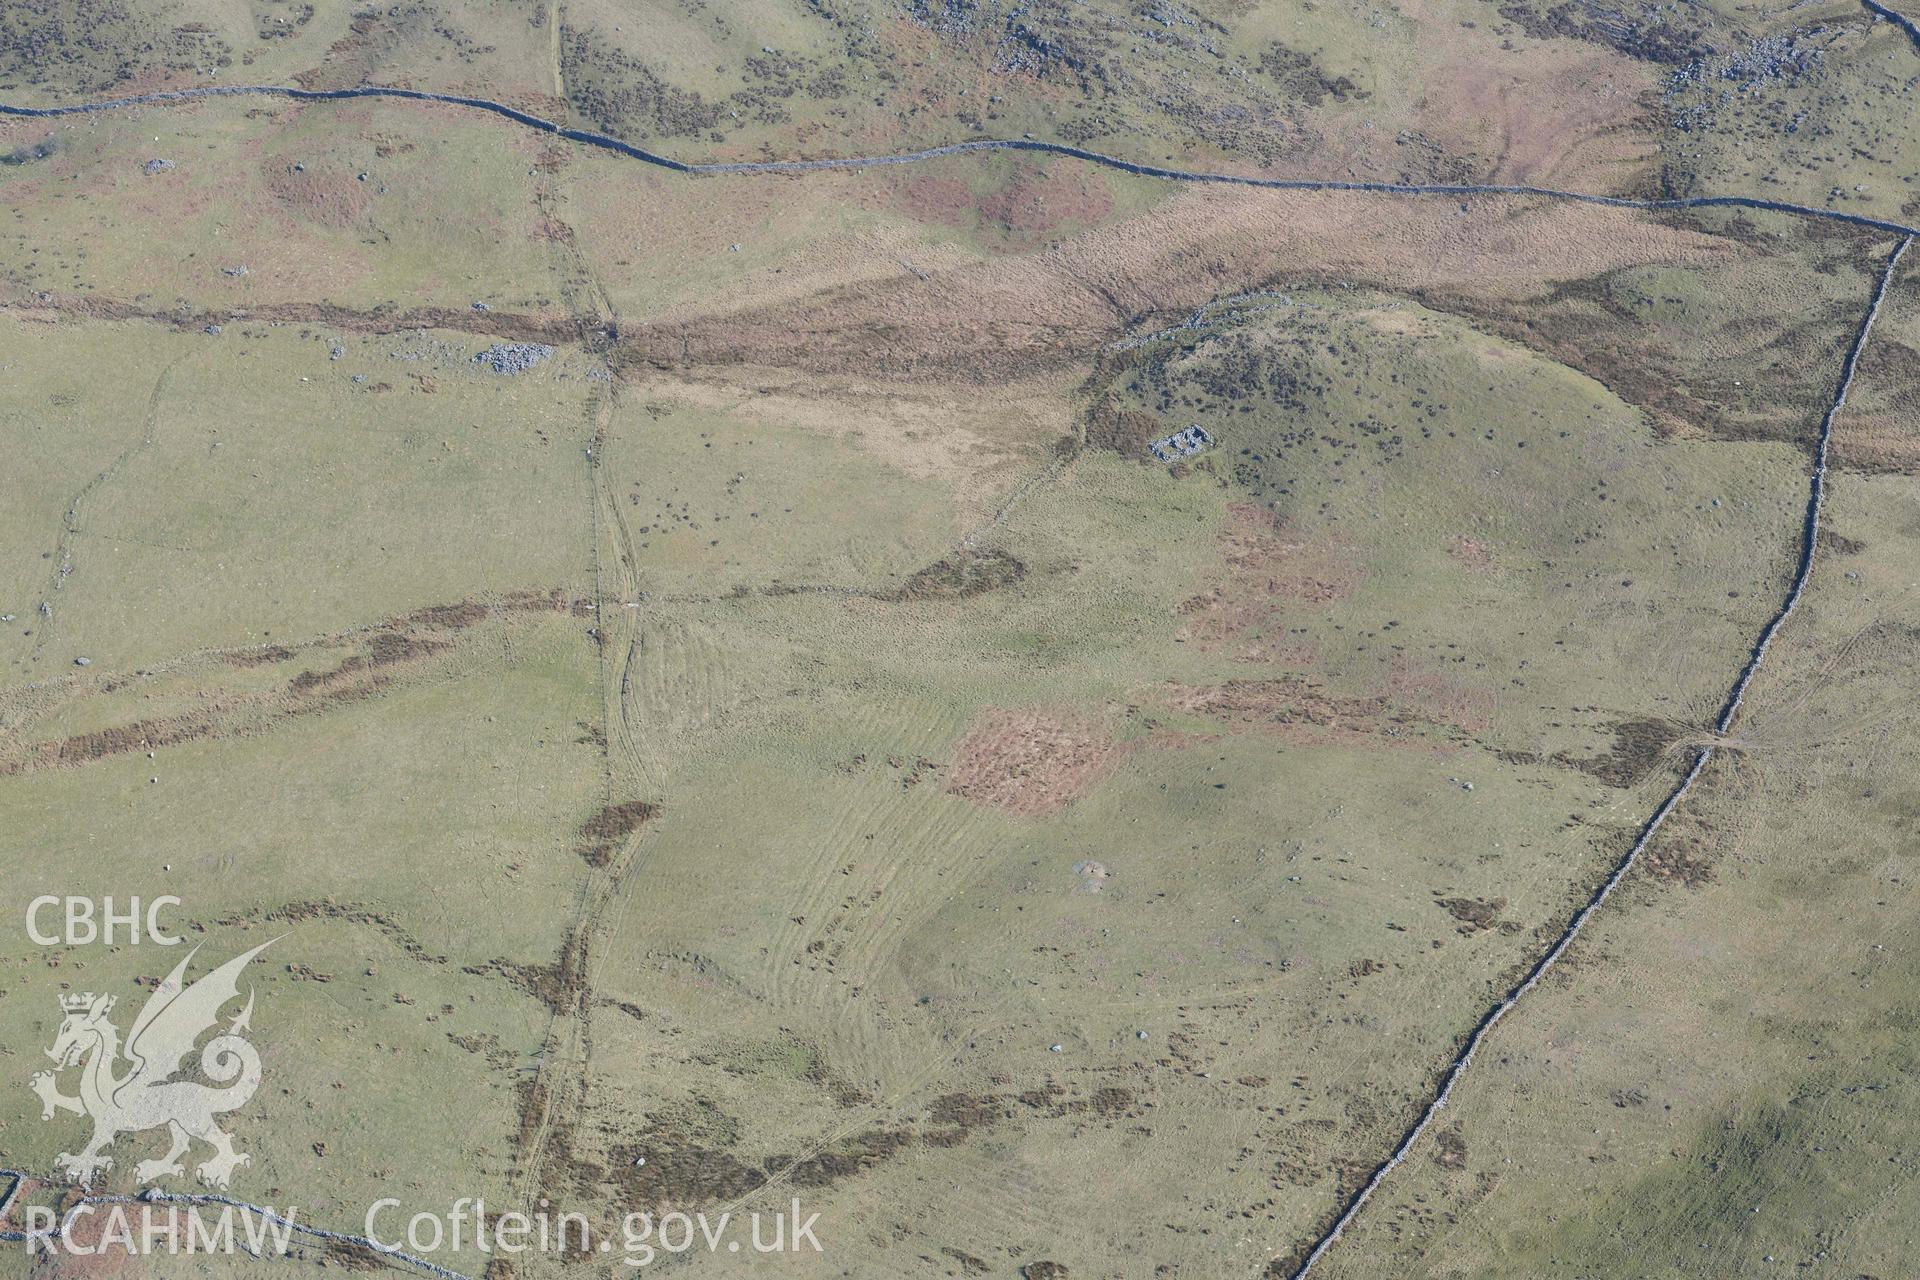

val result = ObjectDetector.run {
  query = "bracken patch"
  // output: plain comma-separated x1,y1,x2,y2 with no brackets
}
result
575,800,658,866
945,708,1123,815
1175,503,1363,661
891,547,1028,600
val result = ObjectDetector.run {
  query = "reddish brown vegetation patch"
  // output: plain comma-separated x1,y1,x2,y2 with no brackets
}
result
2,588,594,778
505,586,597,618
406,600,491,629
1522,716,1683,788
1833,411,1920,475
1167,678,1393,743
926,1091,1010,1132
1447,535,1497,573
945,709,1123,815
787,1129,915,1187
1858,338,1920,409
1176,503,1362,661
219,899,449,963
53,714,219,766
469,930,588,1017
892,174,972,226
1386,655,1496,736
7,290,579,346
985,165,1113,238
1639,801,1721,887
884,161,1113,247
1435,895,1520,935
224,644,296,668
614,188,1728,384
1217,503,1363,604
890,547,1027,601
1085,401,1160,456
606,1139,766,1210
585,1080,1122,1216
1432,1122,1469,1171
575,800,657,866
323,1239,388,1271
263,161,373,229
533,214,576,245
288,630,445,694
1161,667,1487,749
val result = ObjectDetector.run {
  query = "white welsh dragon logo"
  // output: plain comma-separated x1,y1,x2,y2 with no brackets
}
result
29,941,273,1188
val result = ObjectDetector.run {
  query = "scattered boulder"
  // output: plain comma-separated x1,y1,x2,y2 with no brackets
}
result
473,342,554,374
